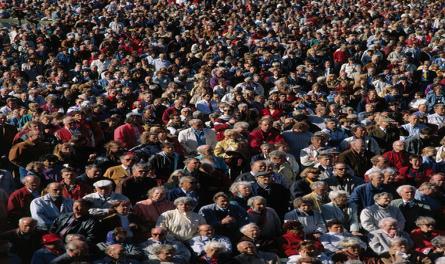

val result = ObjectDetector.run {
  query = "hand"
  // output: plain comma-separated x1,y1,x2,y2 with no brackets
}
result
312,233,321,239
221,216,235,224
351,231,363,236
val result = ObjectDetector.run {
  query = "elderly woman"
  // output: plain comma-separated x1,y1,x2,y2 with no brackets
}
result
379,238,432,264
238,223,278,253
134,187,175,228
246,196,281,240
284,198,326,237
360,192,405,232
148,244,186,264
229,181,253,210
369,217,413,256
321,190,360,234
320,219,367,256
411,216,445,256
156,197,206,241
330,237,368,263
213,129,247,158
197,241,231,264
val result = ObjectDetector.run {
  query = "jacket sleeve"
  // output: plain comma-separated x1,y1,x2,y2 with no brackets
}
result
8,144,23,167
30,200,51,230
360,208,377,232
369,233,386,255
213,141,226,158
300,149,314,167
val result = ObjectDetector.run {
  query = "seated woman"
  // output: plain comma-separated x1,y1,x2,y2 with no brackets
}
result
330,237,369,263
281,220,323,257
368,217,413,256
134,186,175,228
320,219,366,256
321,190,360,235
411,216,445,256
379,237,432,264
238,223,279,253
284,198,326,238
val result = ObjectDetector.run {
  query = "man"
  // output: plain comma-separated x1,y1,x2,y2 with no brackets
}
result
251,171,291,219
405,127,437,155
97,243,140,264
0,217,42,263
401,113,427,139
187,224,232,256
76,164,107,191
162,99,183,125
196,144,228,173
323,162,364,194
235,160,267,182
178,119,217,156
300,133,327,167
50,240,90,264
428,103,445,129
60,167,90,200
7,175,40,224
250,143,273,163
31,233,65,264
149,142,183,183
30,182,74,231
116,163,157,204
338,139,373,178
383,140,409,171
82,180,129,218
314,153,334,180
302,181,330,213
391,185,431,232
0,113,17,165
340,125,381,154
103,152,136,186
114,114,142,149
360,192,406,232
368,116,400,152
350,172,391,211
321,118,349,148
167,176,199,202
248,117,284,153
182,157,203,178
234,241,279,264
140,227,191,262
268,150,295,188
199,192,249,241
282,121,312,157
54,116,79,143
50,199,99,245
8,130,52,177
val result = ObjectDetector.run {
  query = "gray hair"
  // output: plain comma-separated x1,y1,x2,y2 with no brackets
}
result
203,241,226,253
132,163,147,172
173,197,197,208
189,119,203,126
382,167,396,175
396,185,416,195
233,121,249,130
151,244,175,255
247,196,266,208
65,234,86,244
432,236,445,248
373,192,392,202
378,217,397,228
229,181,252,195
147,186,166,198
389,237,409,247
65,239,87,252
415,216,436,227
196,145,211,154
368,171,383,179
338,237,362,249
179,176,196,185
269,150,286,159
328,190,348,201
310,181,327,190
240,223,259,235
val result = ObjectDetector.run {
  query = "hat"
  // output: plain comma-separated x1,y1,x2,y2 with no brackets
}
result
42,233,61,244
93,180,113,188
255,171,272,178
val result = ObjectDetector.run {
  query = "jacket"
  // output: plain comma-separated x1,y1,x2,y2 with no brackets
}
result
338,149,373,178
8,141,52,168
368,229,413,255
382,150,409,171
323,175,364,194
248,128,284,153
360,204,406,232
114,123,141,149
104,165,131,186
148,152,183,183
321,202,360,232
391,199,432,231
178,127,217,155
50,212,98,244
251,182,291,219
7,187,38,223
247,207,282,239
116,176,157,204
368,126,400,152
410,228,445,255
349,183,390,211
199,203,250,237
30,194,74,230
284,209,326,234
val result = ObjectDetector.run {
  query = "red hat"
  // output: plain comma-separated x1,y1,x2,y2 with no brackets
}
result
42,233,61,244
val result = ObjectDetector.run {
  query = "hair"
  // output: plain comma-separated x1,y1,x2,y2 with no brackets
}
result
370,155,385,165
213,192,228,202
269,150,286,159
147,186,166,198
229,181,252,195
396,185,415,195
203,241,226,253
328,190,348,201
326,219,342,228
223,129,239,138
389,237,409,248
368,171,383,179
247,196,266,208
338,237,362,249
431,236,445,248
373,192,392,202
18,217,36,226
173,197,197,208
179,176,195,185
415,216,436,227
378,217,398,228
310,181,327,190
151,244,175,255
293,197,313,208
299,167,320,178
240,223,259,234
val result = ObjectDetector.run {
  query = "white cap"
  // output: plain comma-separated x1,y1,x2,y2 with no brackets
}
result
93,180,113,188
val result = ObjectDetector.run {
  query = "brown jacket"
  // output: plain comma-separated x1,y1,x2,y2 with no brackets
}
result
8,141,52,168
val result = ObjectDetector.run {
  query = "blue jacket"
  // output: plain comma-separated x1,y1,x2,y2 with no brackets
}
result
198,203,250,232
167,188,199,202
349,183,389,211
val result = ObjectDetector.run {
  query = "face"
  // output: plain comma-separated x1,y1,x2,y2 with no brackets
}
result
163,145,174,155
346,245,361,256
157,250,174,261
431,175,445,187
48,184,63,198
328,224,343,233
238,184,251,197
238,242,255,255
62,171,75,183
393,141,404,152
116,202,130,214
299,203,312,213
300,246,317,257
252,199,266,212
377,195,391,207
181,179,196,191
260,120,272,132
410,158,421,167
199,225,214,237
86,167,101,179
73,202,88,217
400,187,414,201
19,219,36,233
318,156,332,166
176,202,192,212
121,155,136,166
187,159,200,170
334,165,347,177
96,186,112,196
351,140,364,153
384,222,398,234
370,174,384,186
108,245,124,260
334,195,348,206
246,226,259,239
151,228,166,241
215,196,229,209
256,175,272,185
24,177,40,191
133,167,148,177
151,189,165,202
419,222,435,233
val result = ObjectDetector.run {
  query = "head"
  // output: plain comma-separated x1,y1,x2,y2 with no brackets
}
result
23,175,40,192
260,143,273,156
174,197,196,212
203,241,226,258
190,119,204,130
185,158,200,171
310,135,325,148
329,190,348,207
198,224,215,238
65,240,88,258
132,163,149,178
152,244,175,261
379,217,399,234
72,199,91,218
294,198,313,213
310,181,328,196
255,171,272,186
430,173,445,188
396,185,415,201
148,187,167,202
229,181,252,198
350,139,365,153
333,163,347,177
179,176,197,192
259,117,273,132
150,227,167,241
369,172,384,187
326,219,344,234
18,217,36,234
371,155,387,169
338,238,362,256
374,192,392,207
269,150,286,166
237,241,256,255
120,152,136,167
240,223,260,239
213,192,229,209
251,160,267,174
114,200,131,215
317,154,332,167
299,241,318,258
61,168,76,184
85,164,101,179
248,196,267,213
94,180,113,197
392,140,405,152
47,182,63,199
106,244,125,260
415,216,436,233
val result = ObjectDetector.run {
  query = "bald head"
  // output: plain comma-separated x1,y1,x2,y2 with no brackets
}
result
47,182,63,198
23,175,40,191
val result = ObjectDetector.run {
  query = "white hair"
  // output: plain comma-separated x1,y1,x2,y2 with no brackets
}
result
378,217,397,228
396,185,416,195
328,190,348,201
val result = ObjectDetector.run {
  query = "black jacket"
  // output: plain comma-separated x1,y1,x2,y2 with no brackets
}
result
50,213,99,244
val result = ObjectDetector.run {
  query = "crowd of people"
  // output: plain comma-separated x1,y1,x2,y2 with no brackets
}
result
0,0,445,263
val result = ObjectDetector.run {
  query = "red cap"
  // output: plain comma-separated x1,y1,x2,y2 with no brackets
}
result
42,233,61,244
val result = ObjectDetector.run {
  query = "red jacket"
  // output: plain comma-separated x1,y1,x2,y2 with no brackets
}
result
281,231,323,257
411,228,445,254
398,166,433,186
261,108,283,121
7,187,35,222
248,128,283,152
113,123,140,149
383,150,409,171
61,182,91,200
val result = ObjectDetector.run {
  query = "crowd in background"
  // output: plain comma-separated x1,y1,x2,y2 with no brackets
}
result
1,0,445,263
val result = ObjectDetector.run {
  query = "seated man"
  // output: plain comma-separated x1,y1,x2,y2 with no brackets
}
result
82,180,129,218
187,224,232,256
139,227,190,262
234,241,279,264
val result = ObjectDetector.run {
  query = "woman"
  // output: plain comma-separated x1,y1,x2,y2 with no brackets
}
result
246,196,281,240
156,197,206,241
214,129,248,159
379,238,432,264
163,170,186,190
281,220,323,257
368,217,413,256
284,198,326,237
411,216,445,256
197,241,234,264
229,181,253,210
95,140,124,171
134,187,175,228
290,167,320,199
261,100,283,121
330,237,368,263
320,219,366,256
148,244,186,264
320,190,360,234
53,143,79,168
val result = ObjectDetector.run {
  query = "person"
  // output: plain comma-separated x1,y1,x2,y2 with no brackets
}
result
350,171,390,211
280,220,323,257
340,125,381,154
116,163,157,204
302,181,330,213
113,114,143,149
320,219,366,255
167,176,200,202
338,138,373,178
391,185,432,231
229,181,253,210
268,150,295,188
60,167,90,200
0,217,42,263
330,237,368,263
284,198,326,236
156,197,206,241
300,134,327,167
147,244,187,264
321,190,360,234
360,192,406,232
134,187,175,228
246,196,281,240
405,127,437,155
379,237,432,264
248,117,284,153
95,243,141,264
50,199,98,245
148,142,183,183
382,140,410,171
410,216,445,256
140,227,191,262
7,175,40,224
199,192,249,240
368,217,413,256
31,233,65,264
368,116,400,152
50,239,90,264
196,241,233,264
398,154,433,186
178,119,217,156
103,152,137,186
290,167,320,198
188,224,232,256
286,240,331,264
234,241,280,264
82,180,129,218
282,122,313,158
76,164,106,192
30,182,74,231
323,162,364,194
235,160,267,182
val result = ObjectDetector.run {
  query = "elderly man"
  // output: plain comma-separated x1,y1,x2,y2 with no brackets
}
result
321,190,360,235
167,176,199,202
76,164,107,191
82,180,129,218
188,224,232,256
234,241,279,264
0,217,42,263
30,182,74,231
340,125,381,154
360,192,406,232
246,196,281,240
116,163,157,204
300,134,327,167
98,243,141,263
382,140,409,171
178,119,217,156
103,152,137,186
338,138,373,178
350,171,392,211
323,162,364,194
199,192,249,240
368,116,400,152
140,227,190,262
428,103,445,129
302,181,330,213
368,217,413,256
7,175,40,224
391,185,431,232
60,167,90,200
235,160,267,182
